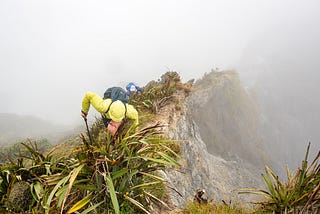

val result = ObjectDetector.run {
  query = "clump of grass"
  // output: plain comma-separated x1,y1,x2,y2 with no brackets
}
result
0,121,182,213
49,122,181,213
0,140,64,213
240,142,320,213
180,200,252,214
130,71,190,114
176,83,193,93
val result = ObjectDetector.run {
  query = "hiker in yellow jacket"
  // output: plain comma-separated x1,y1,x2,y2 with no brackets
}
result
81,91,139,136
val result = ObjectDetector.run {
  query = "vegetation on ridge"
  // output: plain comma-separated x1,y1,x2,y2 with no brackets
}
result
0,71,187,213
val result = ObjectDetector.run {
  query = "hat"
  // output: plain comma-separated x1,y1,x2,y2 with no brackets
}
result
130,85,137,92
109,100,126,122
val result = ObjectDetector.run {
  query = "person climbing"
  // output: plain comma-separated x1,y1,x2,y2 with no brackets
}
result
81,88,139,136
126,82,142,95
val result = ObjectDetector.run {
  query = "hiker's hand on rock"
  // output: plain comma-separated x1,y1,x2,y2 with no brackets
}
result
81,110,87,119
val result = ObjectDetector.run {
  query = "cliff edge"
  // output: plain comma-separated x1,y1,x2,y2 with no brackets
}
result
153,71,268,209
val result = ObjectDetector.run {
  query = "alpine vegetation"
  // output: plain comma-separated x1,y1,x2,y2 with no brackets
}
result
0,72,186,213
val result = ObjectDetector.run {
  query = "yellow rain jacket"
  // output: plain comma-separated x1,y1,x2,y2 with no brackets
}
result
81,91,139,126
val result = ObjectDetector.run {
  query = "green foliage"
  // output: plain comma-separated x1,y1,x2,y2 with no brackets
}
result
130,71,182,114
240,142,320,213
42,122,181,213
0,120,181,213
180,200,252,214
0,140,62,212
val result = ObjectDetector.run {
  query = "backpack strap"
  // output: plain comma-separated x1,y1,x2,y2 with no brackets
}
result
105,101,112,114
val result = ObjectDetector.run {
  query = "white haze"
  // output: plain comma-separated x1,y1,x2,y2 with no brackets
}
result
1,0,319,160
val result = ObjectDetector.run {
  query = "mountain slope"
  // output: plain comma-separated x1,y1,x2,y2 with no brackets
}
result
0,113,67,145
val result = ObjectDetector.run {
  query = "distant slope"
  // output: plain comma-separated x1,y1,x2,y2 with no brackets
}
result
0,113,68,145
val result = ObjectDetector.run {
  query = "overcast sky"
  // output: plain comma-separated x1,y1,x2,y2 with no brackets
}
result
0,0,319,126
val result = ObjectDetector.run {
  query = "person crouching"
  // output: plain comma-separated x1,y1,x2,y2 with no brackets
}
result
81,91,139,136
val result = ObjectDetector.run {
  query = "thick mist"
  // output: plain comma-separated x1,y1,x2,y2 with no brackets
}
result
0,1,319,167
238,21,320,169
2,0,318,126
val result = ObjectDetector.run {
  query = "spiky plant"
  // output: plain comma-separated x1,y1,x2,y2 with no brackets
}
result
39,121,181,214
0,140,63,213
240,143,320,213
130,71,183,113
0,122,181,213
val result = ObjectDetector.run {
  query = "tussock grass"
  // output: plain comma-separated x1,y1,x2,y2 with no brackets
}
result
130,71,190,114
180,200,253,214
0,123,182,213
240,142,320,213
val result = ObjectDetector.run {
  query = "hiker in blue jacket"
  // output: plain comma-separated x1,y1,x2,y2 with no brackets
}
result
126,82,142,95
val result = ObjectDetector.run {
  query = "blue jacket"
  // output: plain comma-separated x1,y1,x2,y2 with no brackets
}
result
126,82,142,95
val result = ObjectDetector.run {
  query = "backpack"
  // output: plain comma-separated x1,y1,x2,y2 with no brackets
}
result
103,87,129,103
102,87,128,126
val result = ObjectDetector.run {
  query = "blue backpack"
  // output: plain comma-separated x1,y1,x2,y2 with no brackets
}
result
103,87,129,103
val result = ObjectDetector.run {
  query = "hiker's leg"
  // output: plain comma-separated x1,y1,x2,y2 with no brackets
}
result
107,120,123,137
115,120,126,137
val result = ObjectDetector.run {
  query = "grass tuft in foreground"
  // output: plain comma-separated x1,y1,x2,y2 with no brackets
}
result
239,142,320,213
0,122,181,213
180,200,253,214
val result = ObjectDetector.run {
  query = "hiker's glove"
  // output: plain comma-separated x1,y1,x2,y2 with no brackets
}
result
81,110,87,119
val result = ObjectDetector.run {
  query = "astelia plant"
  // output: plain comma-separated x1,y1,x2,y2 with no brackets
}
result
0,122,181,213
39,121,181,214
239,143,319,213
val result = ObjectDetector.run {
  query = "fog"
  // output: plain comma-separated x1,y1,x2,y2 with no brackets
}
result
1,0,319,152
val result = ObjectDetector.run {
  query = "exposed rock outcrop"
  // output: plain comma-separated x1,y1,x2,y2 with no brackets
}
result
158,71,268,208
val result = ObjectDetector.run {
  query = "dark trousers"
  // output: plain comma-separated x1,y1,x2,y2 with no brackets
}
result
102,116,111,127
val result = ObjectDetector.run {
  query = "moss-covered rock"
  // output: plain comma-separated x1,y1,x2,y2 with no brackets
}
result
7,181,33,212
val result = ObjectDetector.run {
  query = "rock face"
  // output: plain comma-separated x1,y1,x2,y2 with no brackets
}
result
163,71,269,207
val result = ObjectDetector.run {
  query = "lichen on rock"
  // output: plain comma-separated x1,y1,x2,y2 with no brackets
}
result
7,181,33,212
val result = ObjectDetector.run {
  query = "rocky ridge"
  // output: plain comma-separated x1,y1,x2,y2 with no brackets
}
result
151,71,266,209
